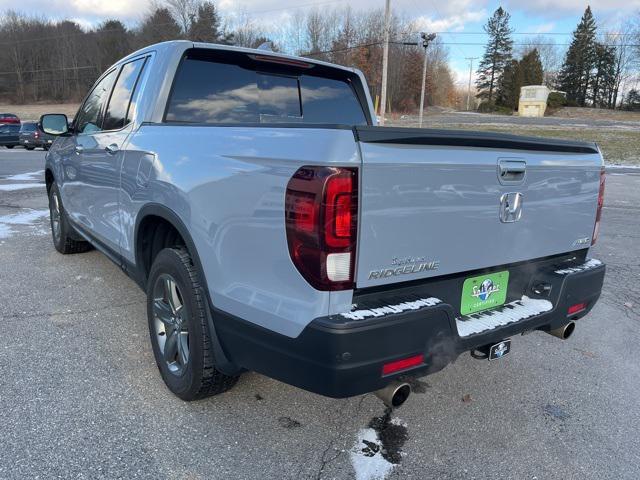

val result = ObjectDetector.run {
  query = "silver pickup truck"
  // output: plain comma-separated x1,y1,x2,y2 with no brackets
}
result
42,40,606,407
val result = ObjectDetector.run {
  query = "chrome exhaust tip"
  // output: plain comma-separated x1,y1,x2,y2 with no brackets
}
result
374,382,411,408
547,321,576,340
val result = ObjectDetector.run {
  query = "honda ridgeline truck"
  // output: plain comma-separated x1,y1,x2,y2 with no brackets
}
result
41,41,606,407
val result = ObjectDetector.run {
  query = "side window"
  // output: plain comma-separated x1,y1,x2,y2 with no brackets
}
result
166,58,259,123
75,69,117,134
103,57,147,131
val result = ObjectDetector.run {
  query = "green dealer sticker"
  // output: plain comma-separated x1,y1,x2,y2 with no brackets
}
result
460,270,509,316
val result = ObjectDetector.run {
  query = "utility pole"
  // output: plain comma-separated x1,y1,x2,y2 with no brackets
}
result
418,32,436,127
465,57,478,111
379,0,391,125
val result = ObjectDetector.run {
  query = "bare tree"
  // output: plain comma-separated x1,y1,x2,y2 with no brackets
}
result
164,0,199,35
518,35,562,87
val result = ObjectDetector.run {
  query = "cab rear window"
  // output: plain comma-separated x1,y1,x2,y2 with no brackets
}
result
165,49,368,126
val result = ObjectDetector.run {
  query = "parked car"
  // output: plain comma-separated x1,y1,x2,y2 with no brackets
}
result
0,113,21,148
19,121,55,150
41,41,606,407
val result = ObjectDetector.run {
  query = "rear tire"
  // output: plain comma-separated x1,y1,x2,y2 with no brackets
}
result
26,146,35,151
48,183,92,254
6,145,14,149
147,247,238,400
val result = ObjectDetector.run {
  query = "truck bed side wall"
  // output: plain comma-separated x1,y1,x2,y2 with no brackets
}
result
120,125,361,337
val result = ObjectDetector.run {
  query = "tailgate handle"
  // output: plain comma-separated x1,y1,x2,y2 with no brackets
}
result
498,160,526,184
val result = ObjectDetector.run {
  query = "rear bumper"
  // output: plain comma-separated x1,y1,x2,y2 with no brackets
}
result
0,135,19,146
214,257,605,398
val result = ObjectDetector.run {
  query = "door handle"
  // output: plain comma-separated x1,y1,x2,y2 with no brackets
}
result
105,143,119,155
498,160,526,184
74,145,84,155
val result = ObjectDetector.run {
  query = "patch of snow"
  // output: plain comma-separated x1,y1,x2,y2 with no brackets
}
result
555,258,602,275
0,183,45,191
350,428,395,480
3,170,44,181
341,297,441,321
606,164,640,169
456,296,553,337
0,209,49,239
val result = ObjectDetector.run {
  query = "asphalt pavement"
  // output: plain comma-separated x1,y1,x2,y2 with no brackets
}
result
1,148,639,479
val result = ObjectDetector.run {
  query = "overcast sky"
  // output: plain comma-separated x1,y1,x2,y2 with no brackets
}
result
2,0,639,83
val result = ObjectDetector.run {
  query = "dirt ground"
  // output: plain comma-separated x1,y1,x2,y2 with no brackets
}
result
0,103,79,121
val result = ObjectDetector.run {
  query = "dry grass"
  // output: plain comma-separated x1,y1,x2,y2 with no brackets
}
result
420,123,640,166
548,106,640,122
0,103,79,121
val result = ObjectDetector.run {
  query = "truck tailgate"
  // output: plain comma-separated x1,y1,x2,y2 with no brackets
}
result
354,127,603,289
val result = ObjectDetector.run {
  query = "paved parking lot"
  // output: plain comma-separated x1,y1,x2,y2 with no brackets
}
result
1,148,639,479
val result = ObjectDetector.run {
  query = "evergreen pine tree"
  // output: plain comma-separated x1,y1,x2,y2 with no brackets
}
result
519,49,543,86
188,2,233,44
591,43,617,107
476,7,514,105
558,6,597,106
496,59,520,109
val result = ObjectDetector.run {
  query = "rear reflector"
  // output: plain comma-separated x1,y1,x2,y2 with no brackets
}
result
382,354,424,376
568,302,587,315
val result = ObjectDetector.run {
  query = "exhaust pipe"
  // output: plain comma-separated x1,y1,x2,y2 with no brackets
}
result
547,321,576,340
374,382,411,408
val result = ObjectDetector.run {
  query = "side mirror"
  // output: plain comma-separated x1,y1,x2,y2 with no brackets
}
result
40,114,70,136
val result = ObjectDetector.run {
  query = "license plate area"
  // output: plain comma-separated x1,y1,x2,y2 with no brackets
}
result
460,270,509,316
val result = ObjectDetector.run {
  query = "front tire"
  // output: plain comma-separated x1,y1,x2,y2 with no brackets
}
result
6,145,14,149
48,184,92,254
147,247,238,400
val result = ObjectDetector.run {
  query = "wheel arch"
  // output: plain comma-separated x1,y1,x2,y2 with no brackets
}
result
134,203,202,286
134,203,241,375
45,168,55,195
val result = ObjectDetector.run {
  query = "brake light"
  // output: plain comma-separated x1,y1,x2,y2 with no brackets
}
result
382,354,424,375
591,167,605,245
568,302,587,315
285,166,358,290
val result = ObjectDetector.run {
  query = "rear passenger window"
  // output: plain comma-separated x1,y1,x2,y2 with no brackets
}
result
165,49,367,125
103,57,147,131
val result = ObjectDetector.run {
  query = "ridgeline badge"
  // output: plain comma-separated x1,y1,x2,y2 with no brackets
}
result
368,259,440,280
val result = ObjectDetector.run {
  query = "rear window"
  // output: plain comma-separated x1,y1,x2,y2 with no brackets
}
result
20,123,37,132
165,49,368,125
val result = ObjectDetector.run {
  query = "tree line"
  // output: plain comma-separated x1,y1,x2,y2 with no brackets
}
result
0,1,457,113
476,5,640,111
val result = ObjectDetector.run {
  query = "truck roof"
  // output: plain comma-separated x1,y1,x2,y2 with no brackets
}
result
115,40,359,75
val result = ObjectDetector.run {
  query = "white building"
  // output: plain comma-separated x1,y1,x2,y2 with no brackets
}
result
518,85,551,117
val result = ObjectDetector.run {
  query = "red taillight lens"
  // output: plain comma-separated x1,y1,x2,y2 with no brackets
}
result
568,302,587,315
382,354,425,376
285,166,358,291
592,167,605,245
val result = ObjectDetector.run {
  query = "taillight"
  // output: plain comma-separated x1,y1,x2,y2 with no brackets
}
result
591,167,605,245
285,166,358,290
